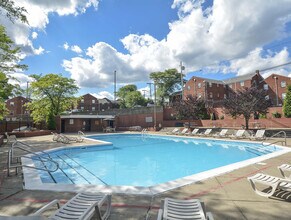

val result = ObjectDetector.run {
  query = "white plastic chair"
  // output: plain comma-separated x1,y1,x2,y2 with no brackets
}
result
229,130,246,139
32,192,111,220
157,198,214,220
249,130,266,141
212,129,228,138
247,173,291,197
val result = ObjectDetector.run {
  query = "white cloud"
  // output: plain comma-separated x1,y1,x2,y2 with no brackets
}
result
8,73,34,89
1,0,99,58
63,42,69,50
31,32,38,39
71,45,83,54
91,91,114,100
64,0,291,89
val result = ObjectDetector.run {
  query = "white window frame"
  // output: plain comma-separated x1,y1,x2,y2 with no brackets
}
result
81,99,84,103
240,81,244,86
198,83,201,88
209,82,212,87
69,119,74,124
92,99,95,104
92,106,95,111
263,84,268,90
81,106,84,110
209,92,213,98
10,102,14,106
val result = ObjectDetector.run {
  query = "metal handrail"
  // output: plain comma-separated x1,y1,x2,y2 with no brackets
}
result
8,141,59,176
261,131,287,146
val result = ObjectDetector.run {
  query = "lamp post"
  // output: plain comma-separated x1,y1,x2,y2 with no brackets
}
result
193,78,196,96
180,61,185,100
274,76,279,106
153,81,157,130
147,82,153,100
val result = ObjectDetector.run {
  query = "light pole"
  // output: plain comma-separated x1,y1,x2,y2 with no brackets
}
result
180,61,185,100
274,76,279,106
193,78,196,96
147,82,153,100
153,81,157,130
114,70,117,101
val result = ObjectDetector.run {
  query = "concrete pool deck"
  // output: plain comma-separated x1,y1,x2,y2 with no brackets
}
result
1,133,291,219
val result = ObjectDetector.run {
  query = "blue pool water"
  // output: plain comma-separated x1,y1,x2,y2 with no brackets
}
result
34,134,280,187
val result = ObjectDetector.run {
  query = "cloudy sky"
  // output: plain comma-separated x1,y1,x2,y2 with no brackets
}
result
1,0,291,99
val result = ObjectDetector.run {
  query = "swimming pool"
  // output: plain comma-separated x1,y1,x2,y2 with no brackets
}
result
23,134,291,194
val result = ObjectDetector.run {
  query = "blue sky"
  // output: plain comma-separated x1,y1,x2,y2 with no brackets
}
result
1,0,291,99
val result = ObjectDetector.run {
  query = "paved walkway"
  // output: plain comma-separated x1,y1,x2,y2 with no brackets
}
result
1,133,291,219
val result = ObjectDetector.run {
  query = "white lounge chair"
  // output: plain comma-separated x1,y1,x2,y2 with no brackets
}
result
278,164,291,179
177,128,189,135
198,129,212,137
247,173,291,197
157,198,214,220
32,192,111,220
186,128,199,136
229,129,246,139
249,130,266,141
166,128,179,135
212,129,229,138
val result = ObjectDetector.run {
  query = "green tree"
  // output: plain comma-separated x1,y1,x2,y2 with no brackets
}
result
0,0,28,24
116,84,146,108
283,84,291,118
0,25,26,119
27,74,79,129
150,69,182,106
223,87,271,129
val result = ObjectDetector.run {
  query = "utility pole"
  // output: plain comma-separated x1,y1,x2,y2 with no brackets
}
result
180,61,185,100
147,82,153,100
114,70,117,101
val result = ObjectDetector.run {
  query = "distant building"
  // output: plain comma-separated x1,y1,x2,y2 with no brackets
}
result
182,71,290,107
5,96,30,118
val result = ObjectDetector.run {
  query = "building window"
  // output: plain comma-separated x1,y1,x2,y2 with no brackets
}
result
265,95,269,100
10,111,14,115
81,106,84,110
92,106,95,111
240,81,244,86
10,102,14,106
81,99,84,103
263,84,268,90
224,94,227,99
187,85,191,90
209,92,213,98
69,119,74,124
198,83,201,88
217,93,220,98
209,82,212,87
92,99,95,104
282,93,286,100
281,81,286,88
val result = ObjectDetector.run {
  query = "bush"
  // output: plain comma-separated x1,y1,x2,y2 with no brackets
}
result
220,115,224,120
283,85,291,117
272,111,282,118
259,113,267,119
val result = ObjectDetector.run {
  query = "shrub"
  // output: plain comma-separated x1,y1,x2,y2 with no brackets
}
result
259,113,267,119
272,111,282,118
283,85,291,117
220,115,224,120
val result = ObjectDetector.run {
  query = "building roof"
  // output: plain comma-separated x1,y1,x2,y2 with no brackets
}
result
222,72,258,84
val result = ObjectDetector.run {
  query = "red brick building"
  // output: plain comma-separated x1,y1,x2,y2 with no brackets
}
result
183,71,290,107
5,96,30,118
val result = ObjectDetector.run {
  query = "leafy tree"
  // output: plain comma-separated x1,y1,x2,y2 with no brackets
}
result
0,0,28,24
116,84,146,108
27,74,79,129
0,25,26,119
150,69,183,106
223,87,271,129
283,85,291,118
173,95,209,127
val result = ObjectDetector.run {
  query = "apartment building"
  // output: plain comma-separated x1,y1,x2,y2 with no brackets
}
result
5,96,30,118
183,71,290,107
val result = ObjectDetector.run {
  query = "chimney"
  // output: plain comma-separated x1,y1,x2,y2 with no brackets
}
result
255,70,259,74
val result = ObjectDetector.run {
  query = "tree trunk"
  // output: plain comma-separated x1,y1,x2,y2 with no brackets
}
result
245,116,249,130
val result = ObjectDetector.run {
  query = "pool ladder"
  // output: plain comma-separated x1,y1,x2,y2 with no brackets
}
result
7,141,59,177
261,131,287,148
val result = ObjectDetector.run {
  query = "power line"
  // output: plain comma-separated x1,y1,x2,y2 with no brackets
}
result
260,61,291,72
